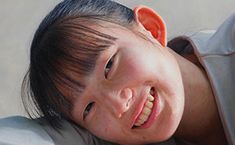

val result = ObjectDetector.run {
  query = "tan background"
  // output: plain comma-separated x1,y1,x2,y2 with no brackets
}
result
1,0,235,118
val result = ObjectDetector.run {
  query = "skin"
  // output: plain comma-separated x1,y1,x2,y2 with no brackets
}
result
71,22,184,144
69,7,227,145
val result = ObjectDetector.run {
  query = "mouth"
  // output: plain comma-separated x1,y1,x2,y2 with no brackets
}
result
132,87,159,129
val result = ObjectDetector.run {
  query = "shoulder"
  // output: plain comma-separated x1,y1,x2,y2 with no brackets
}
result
0,116,114,145
205,12,235,54
168,13,235,145
0,116,54,145
36,117,114,145
168,12,235,56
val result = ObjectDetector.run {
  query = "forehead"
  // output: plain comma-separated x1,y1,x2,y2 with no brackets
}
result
54,21,120,100
93,21,157,48
90,20,141,39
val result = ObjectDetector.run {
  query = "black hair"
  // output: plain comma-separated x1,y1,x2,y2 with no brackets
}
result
22,0,135,129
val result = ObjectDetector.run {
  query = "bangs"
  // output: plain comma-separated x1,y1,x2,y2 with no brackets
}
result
48,18,116,96
23,0,135,129
28,18,116,121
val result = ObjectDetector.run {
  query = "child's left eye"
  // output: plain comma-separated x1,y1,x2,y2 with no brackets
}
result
104,55,115,78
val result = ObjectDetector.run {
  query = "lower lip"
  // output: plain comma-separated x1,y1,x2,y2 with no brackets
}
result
139,93,160,128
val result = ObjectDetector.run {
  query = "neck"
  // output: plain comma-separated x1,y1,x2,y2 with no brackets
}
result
169,49,227,145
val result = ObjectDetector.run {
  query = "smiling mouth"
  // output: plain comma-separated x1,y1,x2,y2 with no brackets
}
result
132,87,158,128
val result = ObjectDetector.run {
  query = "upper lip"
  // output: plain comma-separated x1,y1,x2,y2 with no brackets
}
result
129,87,151,128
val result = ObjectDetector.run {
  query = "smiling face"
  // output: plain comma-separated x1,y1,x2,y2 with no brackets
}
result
69,20,185,144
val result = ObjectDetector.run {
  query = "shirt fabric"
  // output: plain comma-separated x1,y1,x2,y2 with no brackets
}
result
168,12,235,145
0,116,54,145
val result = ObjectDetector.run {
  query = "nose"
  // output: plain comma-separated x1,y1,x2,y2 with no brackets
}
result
100,88,133,118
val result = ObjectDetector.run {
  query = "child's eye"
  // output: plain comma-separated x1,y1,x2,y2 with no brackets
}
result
104,55,115,78
83,102,94,120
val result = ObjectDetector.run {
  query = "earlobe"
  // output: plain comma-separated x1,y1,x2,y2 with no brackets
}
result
134,6,167,47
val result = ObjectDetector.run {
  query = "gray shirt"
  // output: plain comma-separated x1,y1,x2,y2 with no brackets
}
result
168,12,235,145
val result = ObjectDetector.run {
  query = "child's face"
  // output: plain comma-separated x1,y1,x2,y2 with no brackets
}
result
70,22,185,144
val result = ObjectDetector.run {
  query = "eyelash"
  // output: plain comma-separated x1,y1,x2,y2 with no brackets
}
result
82,55,115,120
83,102,94,120
104,55,115,79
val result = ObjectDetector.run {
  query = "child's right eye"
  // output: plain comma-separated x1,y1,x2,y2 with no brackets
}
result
83,102,94,120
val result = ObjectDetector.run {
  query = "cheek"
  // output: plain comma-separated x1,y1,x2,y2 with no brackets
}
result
88,111,122,142
158,64,183,95
155,57,184,137
120,57,156,81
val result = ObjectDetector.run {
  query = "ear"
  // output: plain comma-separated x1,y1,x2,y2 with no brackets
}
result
134,6,167,47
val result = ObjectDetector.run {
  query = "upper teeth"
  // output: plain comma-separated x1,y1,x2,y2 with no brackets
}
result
134,95,154,127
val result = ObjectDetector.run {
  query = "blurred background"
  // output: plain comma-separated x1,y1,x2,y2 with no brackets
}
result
1,0,235,118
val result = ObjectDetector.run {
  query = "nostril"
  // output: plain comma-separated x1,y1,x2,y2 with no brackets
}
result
126,98,131,108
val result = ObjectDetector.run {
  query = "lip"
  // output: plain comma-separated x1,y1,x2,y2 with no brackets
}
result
130,88,160,129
